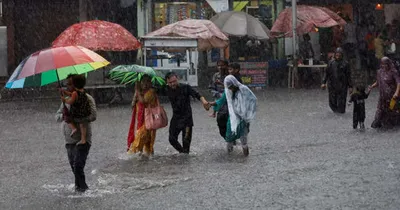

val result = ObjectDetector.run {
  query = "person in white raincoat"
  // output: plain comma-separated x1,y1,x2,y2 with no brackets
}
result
210,75,257,156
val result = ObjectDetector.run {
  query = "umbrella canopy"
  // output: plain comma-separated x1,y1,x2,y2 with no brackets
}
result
144,19,229,51
210,11,271,40
6,46,110,88
271,5,346,37
52,20,141,51
108,65,166,86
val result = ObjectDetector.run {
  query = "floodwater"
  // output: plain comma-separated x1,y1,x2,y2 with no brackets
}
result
1,89,400,209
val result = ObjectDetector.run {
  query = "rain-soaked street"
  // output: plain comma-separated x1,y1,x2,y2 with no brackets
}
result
1,88,400,209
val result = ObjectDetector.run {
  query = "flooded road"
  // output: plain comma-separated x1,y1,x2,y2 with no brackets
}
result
1,88,400,209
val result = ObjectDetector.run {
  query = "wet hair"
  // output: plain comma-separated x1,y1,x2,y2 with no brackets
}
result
72,74,86,89
165,72,177,81
230,63,240,71
335,47,344,54
303,34,311,41
66,74,76,79
140,74,152,82
356,85,366,93
217,59,229,66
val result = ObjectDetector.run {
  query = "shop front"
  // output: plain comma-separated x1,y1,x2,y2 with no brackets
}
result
152,1,215,31
141,0,281,88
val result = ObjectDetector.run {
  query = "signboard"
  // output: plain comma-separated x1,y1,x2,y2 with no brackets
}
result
239,62,268,87
142,37,198,48
206,0,229,13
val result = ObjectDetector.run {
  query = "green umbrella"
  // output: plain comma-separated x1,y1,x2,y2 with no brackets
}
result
108,65,166,86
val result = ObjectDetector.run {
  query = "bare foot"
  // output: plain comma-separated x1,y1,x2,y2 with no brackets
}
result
242,146,249,157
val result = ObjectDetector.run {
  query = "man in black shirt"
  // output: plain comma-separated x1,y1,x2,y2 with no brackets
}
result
165,72,210,153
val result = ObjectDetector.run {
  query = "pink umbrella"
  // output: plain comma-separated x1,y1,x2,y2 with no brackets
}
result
271,5,346,37
52,20,141,51
145,19,229,51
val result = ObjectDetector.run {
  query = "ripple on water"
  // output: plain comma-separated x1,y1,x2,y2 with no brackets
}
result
42,171,192,198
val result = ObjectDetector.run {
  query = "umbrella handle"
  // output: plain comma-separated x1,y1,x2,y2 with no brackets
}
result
56,72,66,106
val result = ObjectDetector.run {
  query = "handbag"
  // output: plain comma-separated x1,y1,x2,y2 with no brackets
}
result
145,97,168,130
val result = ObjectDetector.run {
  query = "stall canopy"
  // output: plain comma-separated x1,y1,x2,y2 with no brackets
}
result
144,19,229,51
271,5,346,37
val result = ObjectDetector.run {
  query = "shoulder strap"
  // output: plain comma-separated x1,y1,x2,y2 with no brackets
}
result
145,89,160,108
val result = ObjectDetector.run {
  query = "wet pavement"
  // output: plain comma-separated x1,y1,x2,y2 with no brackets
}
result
1,88,400,209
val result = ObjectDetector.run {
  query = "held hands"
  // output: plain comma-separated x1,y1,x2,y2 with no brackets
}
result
203,102,211,111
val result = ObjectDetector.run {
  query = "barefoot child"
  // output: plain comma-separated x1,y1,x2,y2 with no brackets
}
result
348,85,371,130
61,74,92,145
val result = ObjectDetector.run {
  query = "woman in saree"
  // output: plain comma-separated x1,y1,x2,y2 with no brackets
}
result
369,57,400,129
210,75,257,156
127,75,158,156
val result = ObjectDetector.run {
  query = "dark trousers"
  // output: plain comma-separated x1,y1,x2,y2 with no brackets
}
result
329,89,347,113
66,143,91,190
353,106,366,128
169,125,193,153
217,104,229,138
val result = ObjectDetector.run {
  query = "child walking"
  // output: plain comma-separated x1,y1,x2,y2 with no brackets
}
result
61,74,92,145
348,85,371,129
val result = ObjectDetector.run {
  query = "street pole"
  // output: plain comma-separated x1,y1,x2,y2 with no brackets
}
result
79,0,88,22
291,0,297,88
229,0,233,11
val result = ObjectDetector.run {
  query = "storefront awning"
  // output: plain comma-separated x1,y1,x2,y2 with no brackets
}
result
234,1,249,12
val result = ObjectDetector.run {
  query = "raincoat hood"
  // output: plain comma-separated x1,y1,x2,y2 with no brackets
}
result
224,75,257,134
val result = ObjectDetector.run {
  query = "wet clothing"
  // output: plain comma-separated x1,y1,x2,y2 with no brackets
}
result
66,143,90,191
299,41,314,60
349,91,369,128
323,58,352,113
209,72,226,99
127,89,158,154
56,94,96,145
166,84,202,153
56,93,96,191
233,73,242,83
374,37,385,60
216,104,229,138
169,126,192,153
213,76,257,142
216,73,242,138
70,90,91,120
372,62,400,128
